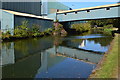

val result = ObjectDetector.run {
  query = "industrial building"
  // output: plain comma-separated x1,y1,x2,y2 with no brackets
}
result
0,0,70,34
2,2,42,16
41,0,70,16
1,9,53,34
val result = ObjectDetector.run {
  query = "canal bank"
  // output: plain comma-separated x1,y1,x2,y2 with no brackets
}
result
89,33,119,78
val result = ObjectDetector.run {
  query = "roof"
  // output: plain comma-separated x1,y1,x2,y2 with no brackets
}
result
57,3,120,14
2,9,53,20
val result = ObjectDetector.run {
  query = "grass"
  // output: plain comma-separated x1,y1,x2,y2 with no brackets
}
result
89,33,119,78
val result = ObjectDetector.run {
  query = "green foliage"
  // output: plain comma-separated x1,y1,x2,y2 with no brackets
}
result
88,19,119,28
102,24,113,35
13,20,53,38
5,31,11,35
14,20,29,37
71,23,91,32
2,31,11,39
103,24,113,29
43,28,53,35
2,20,54,39
89,20,105,27
104,28,113,32
31,24,41,37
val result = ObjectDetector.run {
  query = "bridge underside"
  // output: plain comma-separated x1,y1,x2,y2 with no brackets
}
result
60,17,120,31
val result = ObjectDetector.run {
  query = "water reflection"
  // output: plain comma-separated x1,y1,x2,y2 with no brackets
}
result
79,40,86,48
2,44,96,78
62,34,113,52
1,33,113,79
1,42,15,66
47,46,103,64
78,39,109,52
35,51,96,78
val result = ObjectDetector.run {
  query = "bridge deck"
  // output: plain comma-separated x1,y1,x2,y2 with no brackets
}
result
57,3,120,14
47,3,120,22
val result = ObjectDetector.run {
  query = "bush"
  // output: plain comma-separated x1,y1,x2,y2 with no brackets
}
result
44,28,53,35
103,24,113,29
31,24,41,37
14,20,29,37
2,20,54,39
2,31,11,39
104,28,113,32
71,23,91,32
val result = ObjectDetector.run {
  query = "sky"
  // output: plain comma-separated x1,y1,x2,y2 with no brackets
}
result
56,0,119,9
1,0,119,9
61,2,118,9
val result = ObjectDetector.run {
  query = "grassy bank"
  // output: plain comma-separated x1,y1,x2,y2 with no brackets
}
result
89,33,119,78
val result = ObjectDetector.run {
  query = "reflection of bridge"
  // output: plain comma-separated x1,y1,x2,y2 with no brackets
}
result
46,46,103,64
48,3,120,22
1,43,102,66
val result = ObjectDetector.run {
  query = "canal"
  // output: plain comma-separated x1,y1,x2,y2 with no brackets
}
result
1,31,113,79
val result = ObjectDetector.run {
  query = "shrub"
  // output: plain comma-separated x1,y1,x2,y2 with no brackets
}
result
44,28,53,35
104,28,113,32
3,20,54,39
2,31,11,39
71,23,91,32
31,24,41,37
103,24,113,29
14,20,29,37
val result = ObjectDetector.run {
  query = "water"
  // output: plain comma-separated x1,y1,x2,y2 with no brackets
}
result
1,32,113,79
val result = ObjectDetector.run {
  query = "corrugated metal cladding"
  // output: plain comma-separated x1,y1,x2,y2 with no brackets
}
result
48,2,70,14
41,1,70,15
14,15,53,32
2,2,42,16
